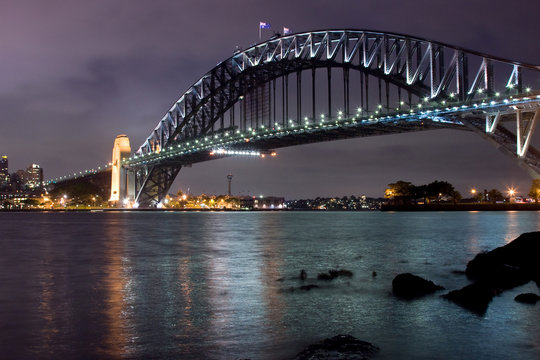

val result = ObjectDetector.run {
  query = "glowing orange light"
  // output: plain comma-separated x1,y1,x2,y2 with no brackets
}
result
245,138,250,142
270,152,277,157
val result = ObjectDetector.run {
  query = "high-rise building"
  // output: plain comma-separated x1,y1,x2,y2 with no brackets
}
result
27,164,43,189
0,156,8,186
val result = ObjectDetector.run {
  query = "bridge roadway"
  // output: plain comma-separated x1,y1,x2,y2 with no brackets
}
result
123,96,540,171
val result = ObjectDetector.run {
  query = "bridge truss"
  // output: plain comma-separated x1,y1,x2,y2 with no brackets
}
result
123,30,540,207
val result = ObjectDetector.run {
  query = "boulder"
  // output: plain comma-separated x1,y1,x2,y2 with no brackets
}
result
443,282,498,315
295,334,379,360
466,232,540,286
514,293,540,304
392,273,444,299
299,284,319,291
317,269,353,281
444,232,540,314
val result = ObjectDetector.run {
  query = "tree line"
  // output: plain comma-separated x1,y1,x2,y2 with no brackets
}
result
383,180,517,205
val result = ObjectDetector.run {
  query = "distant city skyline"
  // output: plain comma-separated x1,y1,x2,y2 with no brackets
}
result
1,1,539,198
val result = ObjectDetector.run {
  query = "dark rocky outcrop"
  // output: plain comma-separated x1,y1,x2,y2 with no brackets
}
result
466,231,540,286
299,284,319,291
444,232,540,314
514,293,540,304
317,269,353,281
295,334,379,360
392,273,444,299
443,283,499,315
279,284,321,293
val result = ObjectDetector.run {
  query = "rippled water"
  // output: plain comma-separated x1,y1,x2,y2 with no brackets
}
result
0,211,539,359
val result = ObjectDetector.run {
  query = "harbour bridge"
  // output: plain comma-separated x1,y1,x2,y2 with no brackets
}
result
51,29,540,207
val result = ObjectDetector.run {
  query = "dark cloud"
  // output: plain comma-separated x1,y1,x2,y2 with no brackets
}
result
0,0,539,198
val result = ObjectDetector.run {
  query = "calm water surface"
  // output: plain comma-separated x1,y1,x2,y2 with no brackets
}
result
0,211,539,359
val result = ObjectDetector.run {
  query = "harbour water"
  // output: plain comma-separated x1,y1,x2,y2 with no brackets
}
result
0,211,539,359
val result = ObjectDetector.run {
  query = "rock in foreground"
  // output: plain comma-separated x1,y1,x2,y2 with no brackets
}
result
466,231,540,286
392,273,444,299
443,282,498,315
295,334,379,360
317,269,354,281
444,231,540,314
514,293,540,304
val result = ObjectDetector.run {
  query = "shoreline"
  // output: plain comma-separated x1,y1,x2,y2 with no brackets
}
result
381,203,540,211
2,204,540,212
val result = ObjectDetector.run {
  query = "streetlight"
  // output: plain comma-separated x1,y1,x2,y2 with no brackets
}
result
507,188,516,203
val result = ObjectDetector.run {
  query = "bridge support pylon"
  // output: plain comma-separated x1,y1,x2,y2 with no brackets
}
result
133,164,181,208
109,134,136,207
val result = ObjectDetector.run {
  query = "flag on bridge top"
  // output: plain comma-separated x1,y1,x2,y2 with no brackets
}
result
283,27,291,35
259,21,270,29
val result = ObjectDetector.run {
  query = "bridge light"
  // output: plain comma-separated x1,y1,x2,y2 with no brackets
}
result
526,87,531,92
495,92,500,97
378,104,382,109
477,89,483,94
357,107,362,112
417,104,422,108
449,93,455,98
423,97,429,102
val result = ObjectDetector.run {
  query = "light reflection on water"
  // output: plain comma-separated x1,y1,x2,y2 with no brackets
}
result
102,218,133,359
0,211,539,359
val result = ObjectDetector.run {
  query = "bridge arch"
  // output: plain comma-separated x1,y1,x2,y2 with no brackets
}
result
128,29,540,207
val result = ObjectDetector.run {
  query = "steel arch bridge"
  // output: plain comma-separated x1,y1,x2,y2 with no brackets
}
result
119,29,540,207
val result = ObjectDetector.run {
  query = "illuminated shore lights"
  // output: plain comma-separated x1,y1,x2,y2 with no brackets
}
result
209,148,277,157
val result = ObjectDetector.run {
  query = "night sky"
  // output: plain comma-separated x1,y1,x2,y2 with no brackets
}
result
1,0,539,198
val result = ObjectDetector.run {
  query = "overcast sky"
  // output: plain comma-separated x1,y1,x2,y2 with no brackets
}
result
1,0,539,198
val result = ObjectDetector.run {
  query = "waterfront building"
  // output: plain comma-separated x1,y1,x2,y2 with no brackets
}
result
250,196,285,209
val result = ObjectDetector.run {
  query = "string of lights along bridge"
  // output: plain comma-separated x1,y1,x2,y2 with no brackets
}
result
47,30,540,208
